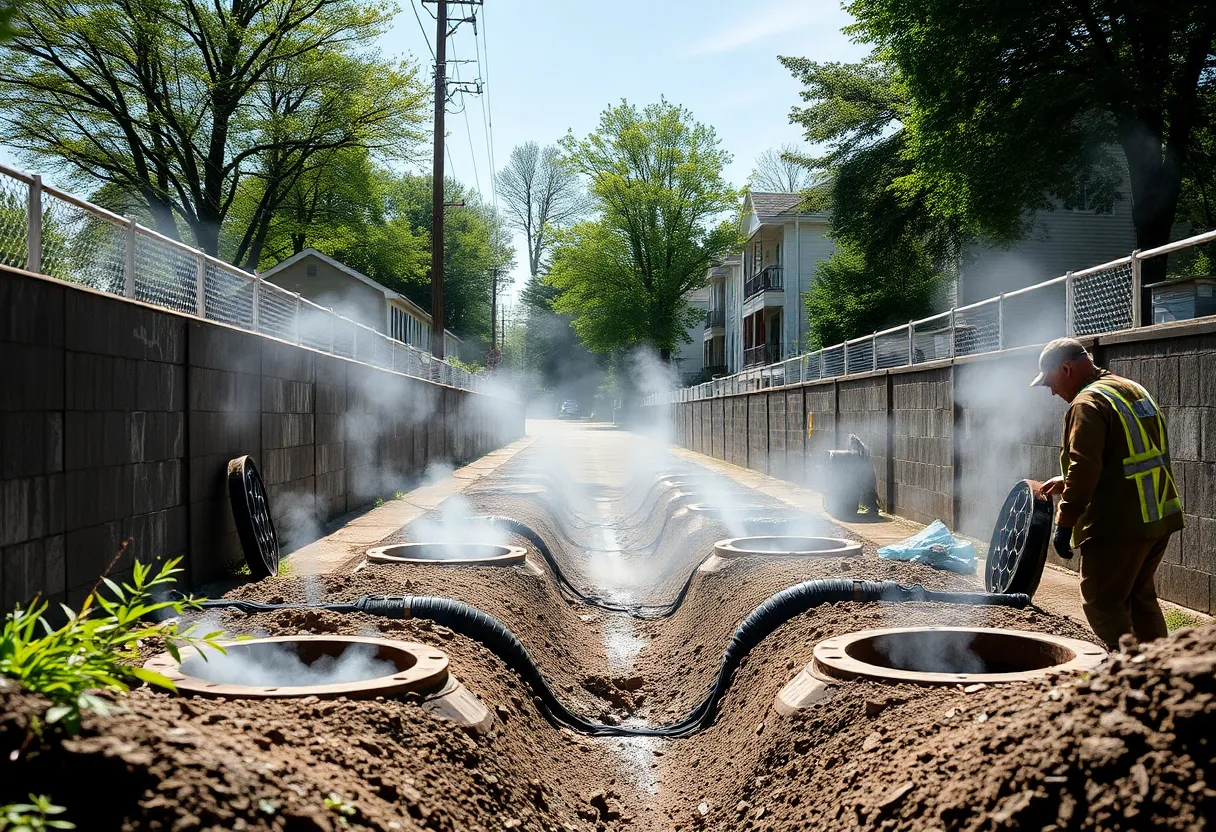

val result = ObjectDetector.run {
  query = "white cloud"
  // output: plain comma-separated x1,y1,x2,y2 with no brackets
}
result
683,2,840,57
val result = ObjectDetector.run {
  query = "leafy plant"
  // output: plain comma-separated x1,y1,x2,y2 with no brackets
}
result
0,555,226,735
0,795,74,830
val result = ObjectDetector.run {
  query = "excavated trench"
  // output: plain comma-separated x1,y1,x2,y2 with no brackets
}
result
5,423,1210,832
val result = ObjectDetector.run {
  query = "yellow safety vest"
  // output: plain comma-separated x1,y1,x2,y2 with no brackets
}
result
1078,379,1182,525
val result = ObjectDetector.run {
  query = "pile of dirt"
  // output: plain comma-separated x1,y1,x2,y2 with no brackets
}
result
0,608,633,832
673,623,1215,831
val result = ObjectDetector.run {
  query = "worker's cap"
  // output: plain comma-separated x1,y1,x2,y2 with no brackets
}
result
1029,338,1089,387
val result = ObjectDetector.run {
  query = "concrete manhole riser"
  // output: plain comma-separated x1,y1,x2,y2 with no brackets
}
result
812,626,1108,686
713,535,863,559
366,542,529,566
144,635,450,700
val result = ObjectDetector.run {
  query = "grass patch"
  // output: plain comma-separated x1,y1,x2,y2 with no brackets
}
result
1164,606,1206,632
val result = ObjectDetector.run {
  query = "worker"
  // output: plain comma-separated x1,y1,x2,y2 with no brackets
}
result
1031,338,1183,648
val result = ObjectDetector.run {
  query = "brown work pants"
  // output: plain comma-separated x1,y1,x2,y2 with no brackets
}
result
1078,533,1171,649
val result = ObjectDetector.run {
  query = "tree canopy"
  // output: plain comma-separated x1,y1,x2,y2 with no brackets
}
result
497,141,585,279
849,0,1216,267
549,99,739,361
0,0,428,264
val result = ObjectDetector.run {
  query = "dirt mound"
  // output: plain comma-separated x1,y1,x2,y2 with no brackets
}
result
0,609,627,832
680,624,1215,831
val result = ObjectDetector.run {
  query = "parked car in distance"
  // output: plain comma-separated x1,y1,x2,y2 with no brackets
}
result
559,400,580,419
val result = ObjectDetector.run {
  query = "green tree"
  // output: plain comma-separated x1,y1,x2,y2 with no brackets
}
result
780,57,952,345
551,99,739,361
849,0,1216,280
0,0,427,262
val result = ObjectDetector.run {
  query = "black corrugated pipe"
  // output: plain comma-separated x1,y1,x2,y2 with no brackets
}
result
471,514,694,619
199,579,1028,738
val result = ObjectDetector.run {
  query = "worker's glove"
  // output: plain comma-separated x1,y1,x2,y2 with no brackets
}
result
1053,525,1074,560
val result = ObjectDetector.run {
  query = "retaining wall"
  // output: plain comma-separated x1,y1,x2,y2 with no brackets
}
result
664,318,1216,613
0,265,523,608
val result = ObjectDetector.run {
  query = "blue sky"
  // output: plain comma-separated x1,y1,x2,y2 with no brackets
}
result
408,0,867,299
1,0,868,300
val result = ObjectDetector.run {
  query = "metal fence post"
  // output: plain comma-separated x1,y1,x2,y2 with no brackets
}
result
907,322,914,364
123,219,137,298
997,294,1005,351
27,175,42,274
948,309,956,358
872,332,878,372
328,310,335,354
294,293,303,344
251,276,261,331
1130,250,1143,328
195,253,206,317
1064,270,1075,337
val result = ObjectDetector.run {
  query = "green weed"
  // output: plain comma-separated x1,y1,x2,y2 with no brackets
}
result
1164,606,1205,632
0,554,226,735
0,795,73,830
324,793,357,827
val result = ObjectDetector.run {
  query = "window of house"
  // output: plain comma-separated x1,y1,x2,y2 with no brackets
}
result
306,263,317,277
775,242,781,266
753,241,762,275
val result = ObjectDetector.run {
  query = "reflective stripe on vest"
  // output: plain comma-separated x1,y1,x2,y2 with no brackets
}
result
1085,380,1182,524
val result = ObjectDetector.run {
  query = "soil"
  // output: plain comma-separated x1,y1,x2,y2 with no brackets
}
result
1,423,1212,831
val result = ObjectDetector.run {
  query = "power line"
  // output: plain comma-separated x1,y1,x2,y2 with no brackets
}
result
409,0,435,59
477,4,497,213
449,37,481,196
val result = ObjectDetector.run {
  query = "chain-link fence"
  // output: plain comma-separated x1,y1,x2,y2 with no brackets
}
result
1,163,494,397
646,226,1216,405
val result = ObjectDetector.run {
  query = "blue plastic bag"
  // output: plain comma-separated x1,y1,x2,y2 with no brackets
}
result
878,519,976,574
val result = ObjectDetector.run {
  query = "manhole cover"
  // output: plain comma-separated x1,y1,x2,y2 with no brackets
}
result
227,455,279,578
985,480,1052,596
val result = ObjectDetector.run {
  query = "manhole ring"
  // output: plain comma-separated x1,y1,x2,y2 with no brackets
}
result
986,480,1053,596
366,542,528,566
144,635,450,699
812,626,1107,685
227,455,280,578
714,535,862,558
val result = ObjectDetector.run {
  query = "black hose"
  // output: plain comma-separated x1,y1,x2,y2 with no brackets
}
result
475,515,697,619
200,579,1028,738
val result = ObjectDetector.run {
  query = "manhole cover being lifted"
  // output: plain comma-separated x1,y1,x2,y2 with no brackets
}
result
366,542,527,566
986,480,1053,596
813,626,1106,685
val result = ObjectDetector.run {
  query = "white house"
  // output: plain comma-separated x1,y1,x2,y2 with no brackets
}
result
261,248,470,360
728,193,834,370
720,190,1138,372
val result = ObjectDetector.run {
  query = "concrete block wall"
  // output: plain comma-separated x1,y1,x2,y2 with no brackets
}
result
766,392,787,481
892,368,954,526
664,317,1216,613
836,376,891,510
784,388,805,484
747,395,768,474
710,399,725,460
0,266,522,604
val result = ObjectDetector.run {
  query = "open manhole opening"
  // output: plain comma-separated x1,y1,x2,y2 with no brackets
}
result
367,542,528,566
145,635,450,699
714,535,862,558
813,626,1107,685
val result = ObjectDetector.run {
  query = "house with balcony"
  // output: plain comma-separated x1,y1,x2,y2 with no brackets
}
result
728,193,833,370
702,255,736,377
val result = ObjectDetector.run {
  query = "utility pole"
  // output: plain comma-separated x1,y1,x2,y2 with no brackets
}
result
489,267,500,350
429,0,447,359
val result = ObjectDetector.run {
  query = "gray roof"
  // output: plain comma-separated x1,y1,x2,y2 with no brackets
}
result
749,192,803,217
